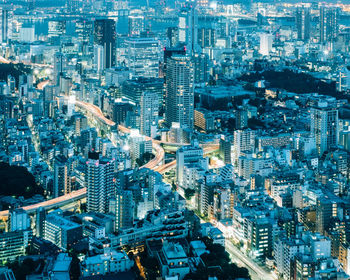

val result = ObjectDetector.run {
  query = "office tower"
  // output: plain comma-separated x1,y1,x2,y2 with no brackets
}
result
128,15,144,36
176,143,203,187
219,135,232,165
198,27,215,48
193,53,209,84
1,9,8,43
35,207,46,238
165,55,194,129
296,5,311,41
259,33,273,56
320,6,339,44
8,208,30,232
80,128,98,153
75,19,93,45
94,19,116,69
316,197,338,234
7,75,15,94
140,91,159,138
53,155,71,198
167,27,178,47
113,100,134,125
112,190,134,232
310,104,338,155
86,156,115,213
122,77,164,106
48,20,66,38
54,52,66,86
125,37,159,78
163,46,186,80
178,4,198,54
236,108,248,129
93,44,104,72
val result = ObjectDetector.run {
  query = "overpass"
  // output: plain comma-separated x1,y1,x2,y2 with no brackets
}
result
0,101,219,219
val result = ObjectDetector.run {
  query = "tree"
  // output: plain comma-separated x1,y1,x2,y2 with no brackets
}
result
0,162,43,199
184,188,195,200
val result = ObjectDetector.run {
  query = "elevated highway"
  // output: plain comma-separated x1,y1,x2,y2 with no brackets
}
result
0,101,218,219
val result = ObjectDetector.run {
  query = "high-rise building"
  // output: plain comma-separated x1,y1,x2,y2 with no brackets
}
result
94,19,116,69
140,91,159,138
35,207,46,238
121,77,164,107
128,15,144,36
93,45,104,72
165,55,194,129
316,197,339,235
296,5,311,41
233,129,256,164
128,130,152,163
113,100,134,125
111,190,134,232
198,27,215,48
193,53,209,84
259,33,273,56
75,19,93,45
53,155,71,198
310,103,338,155
1,9,8,44
320,6,339,44
86,155,115,213
219,135,233,165
178,5,198,54
176,143,204,187
125,37,159,78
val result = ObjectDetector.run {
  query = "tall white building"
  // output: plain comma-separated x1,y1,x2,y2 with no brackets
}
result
310,102,338,155
178,4,198,54
176,142,204,187
165,55,194,129
140,91,159,138
93,44,104,72
233,129,256,164
259,33,273,56
86,157,115,213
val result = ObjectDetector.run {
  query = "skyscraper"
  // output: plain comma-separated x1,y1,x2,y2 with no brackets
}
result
125,37,159,78
140,91,159,138
178,4,198,54
111,189,134,232
86,155,115,213
165,55,194,129
296,5,311,41
53,155,71,198
259,33,273,56
310,103,338,155
94,19,116,69
320,6,339,44
1,9,8,44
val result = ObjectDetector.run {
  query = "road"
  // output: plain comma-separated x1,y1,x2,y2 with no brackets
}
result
0,100,218,220
225,241,277,280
